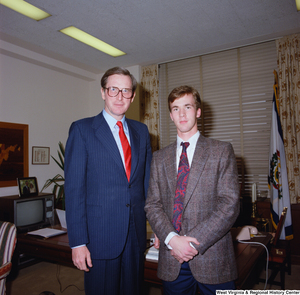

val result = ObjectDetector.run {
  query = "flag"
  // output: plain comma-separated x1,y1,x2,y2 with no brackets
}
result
268,72,293,240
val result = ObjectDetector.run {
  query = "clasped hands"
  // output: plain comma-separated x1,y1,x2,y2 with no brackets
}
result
169,235,200,263
153,234,199,264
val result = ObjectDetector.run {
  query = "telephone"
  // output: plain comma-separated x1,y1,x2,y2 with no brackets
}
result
235,225,258,241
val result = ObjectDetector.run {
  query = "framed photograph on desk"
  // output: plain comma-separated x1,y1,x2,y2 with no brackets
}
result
17,177,38,197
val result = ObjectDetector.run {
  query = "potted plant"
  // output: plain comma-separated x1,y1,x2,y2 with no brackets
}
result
41,141,65,209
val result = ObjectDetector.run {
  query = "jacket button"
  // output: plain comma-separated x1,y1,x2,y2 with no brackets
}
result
128,185,131,188
126,204,130,207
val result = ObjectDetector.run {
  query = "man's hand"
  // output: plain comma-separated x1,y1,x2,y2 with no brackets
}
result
72,246,93,272
153,233,160,249
169,236,200,263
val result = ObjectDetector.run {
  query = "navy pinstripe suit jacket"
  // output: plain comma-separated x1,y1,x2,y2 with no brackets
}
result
65,111,152,259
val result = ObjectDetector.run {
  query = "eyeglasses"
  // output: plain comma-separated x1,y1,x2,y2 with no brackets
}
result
104,86,133,99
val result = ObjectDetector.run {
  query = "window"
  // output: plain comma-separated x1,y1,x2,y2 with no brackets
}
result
159,41,277,197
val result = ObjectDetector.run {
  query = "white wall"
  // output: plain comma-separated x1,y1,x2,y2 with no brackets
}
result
0,41,101,196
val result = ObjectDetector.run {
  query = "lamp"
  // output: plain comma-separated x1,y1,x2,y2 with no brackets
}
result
296,0,300,11
0,0,51,21
59,26,126,57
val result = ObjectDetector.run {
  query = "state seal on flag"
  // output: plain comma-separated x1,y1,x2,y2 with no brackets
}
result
269,150,283,199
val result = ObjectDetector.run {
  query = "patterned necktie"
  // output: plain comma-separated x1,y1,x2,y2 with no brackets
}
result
172,142,190,233
117,121,131,181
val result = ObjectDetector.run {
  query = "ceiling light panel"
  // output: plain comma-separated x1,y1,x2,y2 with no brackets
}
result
0,0,51,21
59,26,126,57
296,0,300,11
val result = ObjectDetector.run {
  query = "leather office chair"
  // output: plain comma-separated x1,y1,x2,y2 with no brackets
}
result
0,221,17,295
266,207,291,290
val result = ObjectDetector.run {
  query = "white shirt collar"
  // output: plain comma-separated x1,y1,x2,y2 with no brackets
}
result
102,109,128,132
176,131,200,150
175,131,200,168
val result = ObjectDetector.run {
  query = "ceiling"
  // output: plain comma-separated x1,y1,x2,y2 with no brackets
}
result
1,0,300,74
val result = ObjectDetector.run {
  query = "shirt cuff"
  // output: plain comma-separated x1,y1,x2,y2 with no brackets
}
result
71,244,86,249
165,232,179,249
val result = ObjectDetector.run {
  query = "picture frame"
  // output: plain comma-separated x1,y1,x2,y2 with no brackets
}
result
32,146,50,165
17,177,39,197
0,122,29,187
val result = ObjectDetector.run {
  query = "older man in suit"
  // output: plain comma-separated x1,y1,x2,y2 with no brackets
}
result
65,67,152,295
145,85,240,295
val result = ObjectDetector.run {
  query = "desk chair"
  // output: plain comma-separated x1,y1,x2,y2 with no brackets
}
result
266,207,290,289
0,221,17,295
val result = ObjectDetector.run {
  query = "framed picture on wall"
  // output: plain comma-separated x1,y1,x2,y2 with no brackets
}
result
17,177,38,197
32,146,50,165
0,122,29,187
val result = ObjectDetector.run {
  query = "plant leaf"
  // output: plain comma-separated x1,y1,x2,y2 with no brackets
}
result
58,141,65,157
51,155,64,171
57,151,64,170
41,174,64,191
41,142,65,208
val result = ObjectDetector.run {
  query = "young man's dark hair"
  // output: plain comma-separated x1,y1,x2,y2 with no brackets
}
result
168,85,201,112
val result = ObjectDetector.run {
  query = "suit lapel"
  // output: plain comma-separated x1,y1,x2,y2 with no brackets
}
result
183,136,210,208
164,142,177,193
92,112,124,172
163,142,178,217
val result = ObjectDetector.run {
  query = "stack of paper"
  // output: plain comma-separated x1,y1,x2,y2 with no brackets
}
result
56,209,67,229
27,228,67,238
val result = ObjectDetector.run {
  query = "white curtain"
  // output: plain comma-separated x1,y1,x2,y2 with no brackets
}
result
276,34,300,204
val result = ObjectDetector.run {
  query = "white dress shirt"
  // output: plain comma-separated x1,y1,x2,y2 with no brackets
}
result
103,109,131,169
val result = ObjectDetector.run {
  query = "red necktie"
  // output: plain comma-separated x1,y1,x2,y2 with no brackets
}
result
172,142,190,232
117,121,131,181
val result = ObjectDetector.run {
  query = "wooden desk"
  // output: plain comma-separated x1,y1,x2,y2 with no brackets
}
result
17,229,73,267
233,233,272,288
17,229,272,289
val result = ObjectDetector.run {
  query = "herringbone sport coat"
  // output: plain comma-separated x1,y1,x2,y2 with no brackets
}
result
145,135,239,284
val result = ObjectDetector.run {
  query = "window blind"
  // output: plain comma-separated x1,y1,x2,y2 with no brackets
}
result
159,41,277,197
